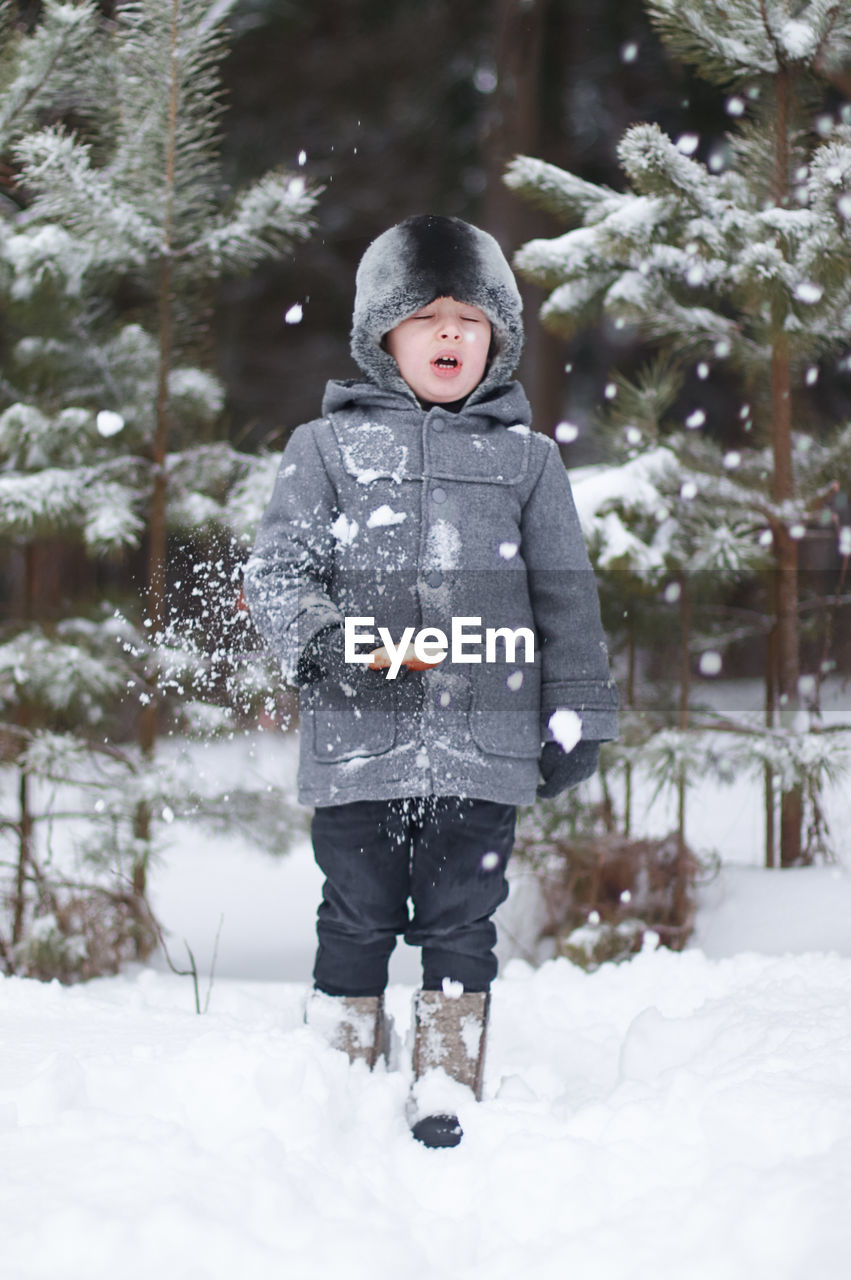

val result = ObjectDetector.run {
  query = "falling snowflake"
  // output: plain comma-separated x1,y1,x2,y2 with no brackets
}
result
699,651,722,677
794,282,823,305
473,66,498,93
798,674,816,700
555,421,580,443
96,410,125,437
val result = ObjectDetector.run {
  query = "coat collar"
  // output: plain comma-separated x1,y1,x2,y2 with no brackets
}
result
321,378,532,432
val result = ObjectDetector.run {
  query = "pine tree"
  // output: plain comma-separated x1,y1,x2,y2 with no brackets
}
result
506,0,851,866
0,1,317,976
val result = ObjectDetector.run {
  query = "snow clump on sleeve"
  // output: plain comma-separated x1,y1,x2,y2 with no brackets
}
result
548,707,583,753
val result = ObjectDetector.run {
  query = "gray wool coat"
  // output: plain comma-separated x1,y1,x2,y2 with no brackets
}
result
243,376,618,809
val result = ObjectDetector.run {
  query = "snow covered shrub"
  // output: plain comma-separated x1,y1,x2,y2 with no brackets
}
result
12,891,149,985
559,918,645,971
514,789,705,970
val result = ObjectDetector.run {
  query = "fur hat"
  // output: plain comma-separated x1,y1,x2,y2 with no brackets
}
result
350,214,524,401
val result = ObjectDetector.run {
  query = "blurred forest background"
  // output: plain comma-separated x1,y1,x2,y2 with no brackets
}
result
2,0,851,980
5,0,849,636
213,0,738,450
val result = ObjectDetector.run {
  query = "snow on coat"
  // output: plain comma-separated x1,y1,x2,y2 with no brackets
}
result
243,376,618,808
245,213,617,806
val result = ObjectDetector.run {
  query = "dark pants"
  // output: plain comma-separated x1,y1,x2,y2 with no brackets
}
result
311,796,517,997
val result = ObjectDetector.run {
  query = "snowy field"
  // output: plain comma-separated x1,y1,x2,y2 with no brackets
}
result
3,725,851,1280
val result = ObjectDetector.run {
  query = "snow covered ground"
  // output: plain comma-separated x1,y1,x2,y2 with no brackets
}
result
4,949,851,1280
3,725,851,1279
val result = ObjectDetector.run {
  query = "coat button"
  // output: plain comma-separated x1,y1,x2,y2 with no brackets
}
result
425,570,443,587
431,487,447,503
432,416,446,432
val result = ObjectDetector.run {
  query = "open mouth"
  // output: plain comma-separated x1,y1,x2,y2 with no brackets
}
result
432,355,460,370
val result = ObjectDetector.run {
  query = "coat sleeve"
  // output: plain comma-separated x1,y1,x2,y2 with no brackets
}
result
242,422,344,686
521,439,619,743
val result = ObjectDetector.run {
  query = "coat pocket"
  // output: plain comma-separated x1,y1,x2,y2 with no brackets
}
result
467,661,541,759
306,669,397,763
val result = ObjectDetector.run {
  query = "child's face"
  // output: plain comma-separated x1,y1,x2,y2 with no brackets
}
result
384,296,492,403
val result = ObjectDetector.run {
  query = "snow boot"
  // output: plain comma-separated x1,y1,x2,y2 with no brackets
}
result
305,991,391,1069
408,988,489,1148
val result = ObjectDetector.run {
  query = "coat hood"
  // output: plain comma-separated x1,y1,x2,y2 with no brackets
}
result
350,214,524,405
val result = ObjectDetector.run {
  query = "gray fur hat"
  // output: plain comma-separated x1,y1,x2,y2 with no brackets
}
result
350,214,524,400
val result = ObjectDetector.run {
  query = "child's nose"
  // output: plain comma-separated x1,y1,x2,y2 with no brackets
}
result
438,319,462,340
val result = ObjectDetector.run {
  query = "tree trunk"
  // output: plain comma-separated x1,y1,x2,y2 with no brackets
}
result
12,767,33,951
481,0,564,431
771,65,803,867
481,0,546,249
11,545,37,956
624,610,636,838
674,574,691,926
764,606,777,869
133,0,180,947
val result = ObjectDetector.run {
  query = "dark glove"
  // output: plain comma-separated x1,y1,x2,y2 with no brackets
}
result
296,623,346,687
536,739,600,799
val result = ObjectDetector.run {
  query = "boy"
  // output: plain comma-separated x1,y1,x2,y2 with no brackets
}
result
243,214,618,1147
